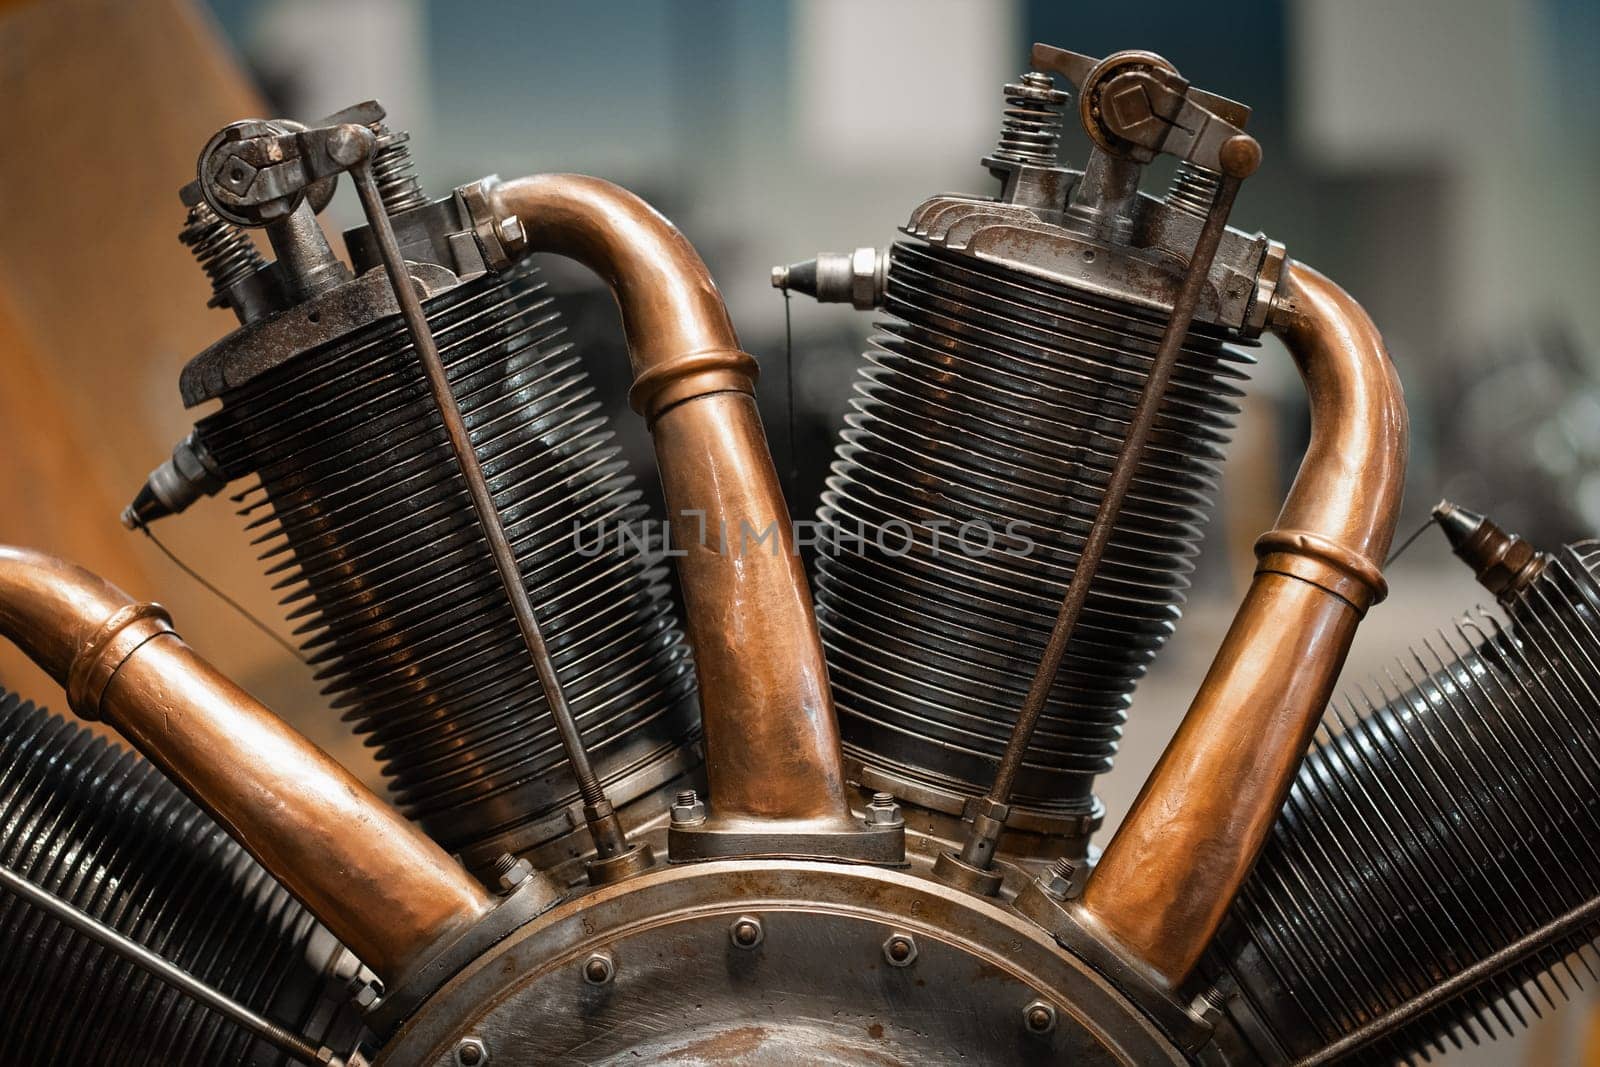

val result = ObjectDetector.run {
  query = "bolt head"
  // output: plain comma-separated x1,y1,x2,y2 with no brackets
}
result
730,915,764,949
882,932,918,967
455,1037,488,1065
495,215,526,248
1023,999,1057,1035
582,951,615,986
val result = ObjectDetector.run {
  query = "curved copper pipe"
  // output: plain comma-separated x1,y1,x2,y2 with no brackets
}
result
485,175,853,826
1079,262,1407,983
0,545,495,982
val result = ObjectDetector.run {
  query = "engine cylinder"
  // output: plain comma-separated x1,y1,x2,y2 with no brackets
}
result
1208,542,1600,1063
196,260,699,861
814,241,1246,840
0,691,360,1065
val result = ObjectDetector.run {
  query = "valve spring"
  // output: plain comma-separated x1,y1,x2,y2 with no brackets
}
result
991,72,1069,167
368,125,430,216
1166,161,1223,219
1208,542,1600,1064
814,242,1249,827
196,260,699,859
179,202,267,309
0,690,356,1066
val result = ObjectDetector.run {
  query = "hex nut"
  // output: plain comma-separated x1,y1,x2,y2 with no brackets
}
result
729,915,764,949
882,932,918,967
670,789,707,826
864,791,903,827
1038,857,1077,901
455,1037,488,1065
494,856,534,893
1023,999,1057,1035
582,951,616,986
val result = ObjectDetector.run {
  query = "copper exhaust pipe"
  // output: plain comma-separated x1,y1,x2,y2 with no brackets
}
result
1078,262,1408,983
0,545,495,982
481,174,853,827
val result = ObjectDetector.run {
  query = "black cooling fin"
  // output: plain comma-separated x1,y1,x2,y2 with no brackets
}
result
0,688,362,1065
195,259,699,865
814,241,1249,840
1206,539,1600,1064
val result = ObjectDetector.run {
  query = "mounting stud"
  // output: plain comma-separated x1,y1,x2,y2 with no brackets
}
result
1023,999,1057,1035
730,915,764,949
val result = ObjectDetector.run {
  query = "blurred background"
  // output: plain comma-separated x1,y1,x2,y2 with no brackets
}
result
1,1,1596,1061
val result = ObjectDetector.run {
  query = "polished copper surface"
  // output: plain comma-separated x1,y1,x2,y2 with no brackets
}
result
487,175,852,824
0,545,495,982
1079,262,1408,983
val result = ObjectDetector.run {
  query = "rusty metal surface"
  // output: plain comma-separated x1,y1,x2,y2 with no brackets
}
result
0,545,495,983
376,861,1186,1066
1080,262,1408,984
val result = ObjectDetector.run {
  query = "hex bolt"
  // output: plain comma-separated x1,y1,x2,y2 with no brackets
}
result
496,215,526,250
864,791,903,828
455,1037,488,1065
1038,857,1077,901
490,853,532,893
730,915,764,949
581,950,616,986
670,789,707,826
882,932,918,967
1023,999,1057,1035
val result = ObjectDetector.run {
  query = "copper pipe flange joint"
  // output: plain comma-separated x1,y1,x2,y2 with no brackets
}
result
1255,528,1389,613
626,347,760,423
64,601,174,720
1010,883,1214,1055
366,869,565,1036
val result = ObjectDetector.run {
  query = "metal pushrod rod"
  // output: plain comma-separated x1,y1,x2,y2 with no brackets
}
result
348,160,629,858
0,861,335,1066
1296,892,1600,1066
959,143,1254,870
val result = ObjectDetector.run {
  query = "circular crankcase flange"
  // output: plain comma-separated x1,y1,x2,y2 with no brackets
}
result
378,860,1183,1066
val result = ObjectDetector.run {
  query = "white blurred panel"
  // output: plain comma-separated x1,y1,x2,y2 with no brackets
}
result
795,0,1019,171
1291,0,1600,352
1291,0,1527,167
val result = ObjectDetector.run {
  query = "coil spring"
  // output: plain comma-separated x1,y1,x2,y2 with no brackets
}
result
814,242,1248,827
991,72,1068,167
179,202,267,309
197,260,699,859
368,125,430,216
0,690,353,1066
1166,161,1224,219
1210,543,1600,1063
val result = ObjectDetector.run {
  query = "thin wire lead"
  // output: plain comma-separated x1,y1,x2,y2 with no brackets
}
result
132,518,307,664
1386,513,1439,569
